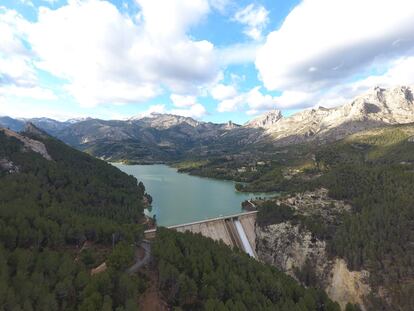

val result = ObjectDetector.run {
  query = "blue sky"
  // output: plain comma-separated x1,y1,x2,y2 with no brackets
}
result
1,0,414,123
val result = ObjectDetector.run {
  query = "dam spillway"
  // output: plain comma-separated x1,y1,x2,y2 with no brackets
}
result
144,211,258,258
234,219,255,257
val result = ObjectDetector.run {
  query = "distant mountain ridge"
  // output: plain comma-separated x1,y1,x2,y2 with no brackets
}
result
1,85,414,161
254,85,414,144
0,116,74,135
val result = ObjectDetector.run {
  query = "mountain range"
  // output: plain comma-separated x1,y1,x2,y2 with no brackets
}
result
1,85,413,162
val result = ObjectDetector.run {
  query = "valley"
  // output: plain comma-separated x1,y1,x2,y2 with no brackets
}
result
0,125,344,310
2,0,414,309
0,85,413,310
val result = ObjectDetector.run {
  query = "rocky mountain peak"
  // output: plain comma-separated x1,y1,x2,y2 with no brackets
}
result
246,110,283,128
225,120,238,129
259,85,414,144
136,113,202,129
24,122,49,138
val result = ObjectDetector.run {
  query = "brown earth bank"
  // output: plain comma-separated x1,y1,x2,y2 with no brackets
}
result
138,268,168,311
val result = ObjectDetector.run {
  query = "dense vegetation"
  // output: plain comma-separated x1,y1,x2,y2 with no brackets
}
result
153,227,340,311
0,128,147,310
175,145,315,193
317,138,414,309
255,125,414,310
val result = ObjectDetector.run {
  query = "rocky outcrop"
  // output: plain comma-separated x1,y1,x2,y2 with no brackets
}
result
255,189,370,310
1,127,52,160
256,221,327,276
245,110,283,128
0,159,19,174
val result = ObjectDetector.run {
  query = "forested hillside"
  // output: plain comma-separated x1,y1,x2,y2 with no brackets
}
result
315,127,414,309
253,125,414,310
0,126,148,310
153,228,342,311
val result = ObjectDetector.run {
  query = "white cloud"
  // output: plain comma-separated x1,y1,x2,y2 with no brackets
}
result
0,8,59,103
233,4,269,40
217,95,245,112
171,103,207,118
216,86,303,114
310,56,414,109
209,0,231,14
0,8,34,86
137,0,209,39
210,83,237,101
1,0,220,107
245,87,277,110
169,93,207,118
135,104,167,118
137,92,208,119
170,94,198,107
239,55,414,114
139,102,207,119
256,0,414,93
349,56,414,90
0,85,57,100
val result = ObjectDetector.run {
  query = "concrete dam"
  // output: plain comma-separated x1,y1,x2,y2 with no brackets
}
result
144,211,258,258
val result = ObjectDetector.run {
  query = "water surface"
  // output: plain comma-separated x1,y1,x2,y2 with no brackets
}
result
113,164,272,226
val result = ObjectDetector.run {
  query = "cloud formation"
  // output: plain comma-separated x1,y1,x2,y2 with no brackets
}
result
0,7,57,102
256,0,414,93
139,102,207,119
216,86,303,115
233,4,269,41
3,0,414,120
210,83,237,101
2,0,220,107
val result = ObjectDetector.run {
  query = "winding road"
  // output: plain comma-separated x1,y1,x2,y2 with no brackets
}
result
127,240,151,274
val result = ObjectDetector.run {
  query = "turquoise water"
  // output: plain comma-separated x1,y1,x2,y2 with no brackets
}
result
113,164,272,226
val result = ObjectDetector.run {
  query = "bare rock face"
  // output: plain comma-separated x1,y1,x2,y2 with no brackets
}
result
256,221,327,275
256,224,370,310
326,259,370,310
245,110,283,129
1,128,52,161
0,159,19,173
255,189,370,310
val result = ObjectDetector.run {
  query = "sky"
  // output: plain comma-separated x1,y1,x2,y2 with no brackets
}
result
1,0,414,124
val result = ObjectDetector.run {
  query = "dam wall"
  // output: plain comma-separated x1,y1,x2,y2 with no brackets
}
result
144,211,258,258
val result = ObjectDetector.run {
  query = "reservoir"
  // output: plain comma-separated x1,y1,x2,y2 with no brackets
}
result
114,164,271,226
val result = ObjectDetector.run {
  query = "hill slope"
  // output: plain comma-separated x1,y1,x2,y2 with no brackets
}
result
0,125,149,310
249,123,414,310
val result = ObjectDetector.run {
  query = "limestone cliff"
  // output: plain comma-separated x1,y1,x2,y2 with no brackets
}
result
255,189,371,310
1,126,52,161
